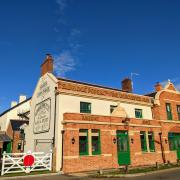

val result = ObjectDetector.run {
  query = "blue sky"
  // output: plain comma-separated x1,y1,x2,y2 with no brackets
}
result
0,0,180,113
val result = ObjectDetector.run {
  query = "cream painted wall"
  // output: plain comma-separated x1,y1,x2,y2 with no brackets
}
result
0,100,30,131
58,94,153,119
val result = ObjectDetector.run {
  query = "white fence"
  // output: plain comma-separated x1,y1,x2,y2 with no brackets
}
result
1,151,53,176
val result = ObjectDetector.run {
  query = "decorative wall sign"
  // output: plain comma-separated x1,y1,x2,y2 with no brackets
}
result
34,98,51,134
37,80,50,101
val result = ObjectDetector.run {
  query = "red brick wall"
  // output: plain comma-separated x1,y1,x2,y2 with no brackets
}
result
6,123,23,153
153,91,180,121
62,113,179,173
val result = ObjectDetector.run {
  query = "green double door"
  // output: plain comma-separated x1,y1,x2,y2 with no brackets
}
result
169,134,180,159
117,131,131,165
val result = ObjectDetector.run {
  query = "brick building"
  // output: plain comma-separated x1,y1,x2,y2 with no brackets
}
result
0,96,30,155
23,54,180,173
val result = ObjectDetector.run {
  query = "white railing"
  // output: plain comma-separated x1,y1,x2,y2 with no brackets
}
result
1,151,53,176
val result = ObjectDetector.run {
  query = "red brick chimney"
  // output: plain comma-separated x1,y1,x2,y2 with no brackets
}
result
155,82,162,92
122,78,132,93
41,54,54,76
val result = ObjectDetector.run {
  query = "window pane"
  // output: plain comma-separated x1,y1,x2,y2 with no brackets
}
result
148,132,155,152
177,106,180,120
135,109,143,118
79,129,88,155
117,136,128,152
140,132,147,152
166,103,173,120
80,102,91,113
91,129,101,155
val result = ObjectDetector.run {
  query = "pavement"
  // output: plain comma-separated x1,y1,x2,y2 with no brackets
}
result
1,168,180,180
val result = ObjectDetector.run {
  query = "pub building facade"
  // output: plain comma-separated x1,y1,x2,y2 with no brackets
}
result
24,54,180,173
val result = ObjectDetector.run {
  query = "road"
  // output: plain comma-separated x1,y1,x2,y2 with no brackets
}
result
4,168,180,180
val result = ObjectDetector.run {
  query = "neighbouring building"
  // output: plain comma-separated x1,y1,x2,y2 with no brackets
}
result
24,54,179,173
0,96,31,154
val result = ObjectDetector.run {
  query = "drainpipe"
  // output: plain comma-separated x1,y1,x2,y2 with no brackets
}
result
53,87,58,147
159,132,166,163
52,87,58,171
61,130,65,171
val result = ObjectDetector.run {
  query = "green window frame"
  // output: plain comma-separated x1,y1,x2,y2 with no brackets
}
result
79,129,89,156
177,105,180,121
135,109,143,119
140,131,147,152
91,129,101,155
166,103,173,120
80,102,91,114
110,105,118,114
148,132,155,152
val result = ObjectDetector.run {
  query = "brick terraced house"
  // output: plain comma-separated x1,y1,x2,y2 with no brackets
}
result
21,54,180,173
0,96,30,155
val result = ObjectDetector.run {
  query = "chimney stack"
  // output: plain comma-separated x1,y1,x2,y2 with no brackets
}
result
155,82,162,92
122,78,132,93
41,54,54,76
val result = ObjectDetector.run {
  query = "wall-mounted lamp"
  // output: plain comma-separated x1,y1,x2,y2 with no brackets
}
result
71,137,75,144
165,139,168,144
113,138,117,144
131,138,134,144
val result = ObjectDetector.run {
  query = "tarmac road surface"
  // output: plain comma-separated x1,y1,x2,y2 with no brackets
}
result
3,168,180,180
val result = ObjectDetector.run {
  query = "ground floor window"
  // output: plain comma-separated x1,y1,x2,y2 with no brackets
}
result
79,129,101,156
148,132,155,152
140,131,155,152
92,129,101,155
79,129,88,155
140,131,147,152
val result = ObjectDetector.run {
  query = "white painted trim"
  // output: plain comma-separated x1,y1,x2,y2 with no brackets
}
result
62,120,161,128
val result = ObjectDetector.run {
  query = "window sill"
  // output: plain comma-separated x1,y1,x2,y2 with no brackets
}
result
79,154,101,157
142,151,156,154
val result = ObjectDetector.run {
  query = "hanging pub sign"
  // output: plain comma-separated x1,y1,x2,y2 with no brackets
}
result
34,98,51,134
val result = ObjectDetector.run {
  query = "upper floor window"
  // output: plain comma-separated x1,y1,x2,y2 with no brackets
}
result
166,103,173,120
135,109,143,119
110,105,117,114
80,102,91,114
177,105,180,120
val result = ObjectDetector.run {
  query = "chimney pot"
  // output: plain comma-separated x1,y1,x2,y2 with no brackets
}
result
11,101,17,108
41,54,54,76
155,82,162,92
19,95,27,103
122,78,132,93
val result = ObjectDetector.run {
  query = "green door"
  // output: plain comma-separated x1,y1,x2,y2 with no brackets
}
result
173,136,180,159
117,131,131,165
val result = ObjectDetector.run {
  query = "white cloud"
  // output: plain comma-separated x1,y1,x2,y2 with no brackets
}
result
54,50,76,77
56,0,67,11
